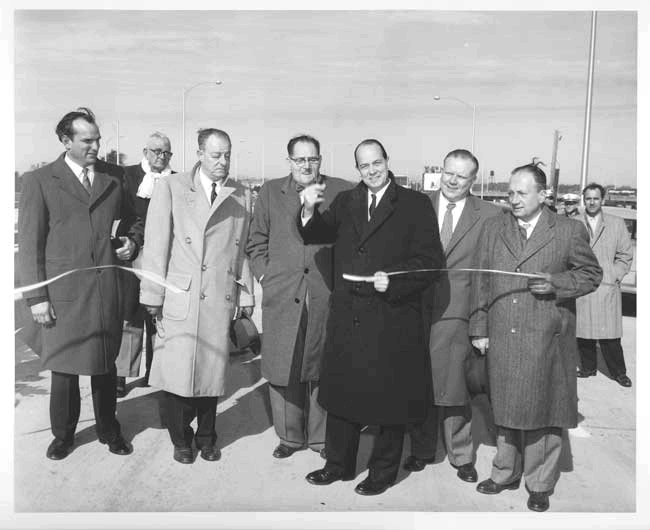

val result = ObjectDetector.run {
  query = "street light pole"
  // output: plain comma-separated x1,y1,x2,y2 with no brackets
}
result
181,80,222,171
434,95,480,196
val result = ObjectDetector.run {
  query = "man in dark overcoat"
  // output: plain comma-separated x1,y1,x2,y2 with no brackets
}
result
18,107,143,460
405,149,500,481
469,163,601,512
299,139,443,496
115,131,174,396
246,135,353,459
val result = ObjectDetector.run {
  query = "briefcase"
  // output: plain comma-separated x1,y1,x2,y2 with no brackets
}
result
229,313,261,355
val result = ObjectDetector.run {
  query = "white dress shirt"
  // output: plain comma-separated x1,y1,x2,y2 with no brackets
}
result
65,155,94,186
518,209,543,239
367,181,390,221
198,168,226,205
438,193,467,232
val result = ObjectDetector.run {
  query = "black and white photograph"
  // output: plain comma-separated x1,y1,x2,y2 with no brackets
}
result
5,1,648,529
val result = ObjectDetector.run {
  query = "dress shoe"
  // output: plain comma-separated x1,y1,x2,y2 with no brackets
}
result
527,490,551,512
116,376,127,398
199,445,221,462
99,435,133,456
615,374,632,387
476,477,521,495
272,443,301,459
173,446,194,464
354,476,393,496
454,463,478,483
305,468,354,486
46,439,72,460
576,368,596,378
403,455,436,472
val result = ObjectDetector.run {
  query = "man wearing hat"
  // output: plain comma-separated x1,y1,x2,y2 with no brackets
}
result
562,193,580,218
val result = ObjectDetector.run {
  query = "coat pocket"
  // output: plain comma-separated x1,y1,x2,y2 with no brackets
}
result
162,273,192,321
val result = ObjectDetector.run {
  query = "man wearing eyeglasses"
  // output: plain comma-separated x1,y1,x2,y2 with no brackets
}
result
115,132,175,397
246,134,353,460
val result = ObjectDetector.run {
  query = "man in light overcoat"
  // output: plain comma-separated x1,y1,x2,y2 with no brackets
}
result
246,134,353,459
405,149,500,482
140,128,255,464
469,163,601,512
575,182,633,387
18,107,143,460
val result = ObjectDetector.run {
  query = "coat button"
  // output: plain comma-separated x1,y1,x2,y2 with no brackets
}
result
511,328,516,333
294,298,300,304
353,317,360,327
358,247,366,254
235,238,240,246
304,268,309,274
185,237,192,244
200,293,206,300
225,295,231,301
515,267,520,272
513,299,518,304
227,267,232,274
201,265,207,271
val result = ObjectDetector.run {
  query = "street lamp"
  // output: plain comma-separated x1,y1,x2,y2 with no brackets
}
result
434,94,480,196
181,80,223,171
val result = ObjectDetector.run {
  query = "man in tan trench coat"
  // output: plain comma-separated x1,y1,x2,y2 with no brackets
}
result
469,163,601,512
246,134,353,459
575,182,633,387
141,128,255,464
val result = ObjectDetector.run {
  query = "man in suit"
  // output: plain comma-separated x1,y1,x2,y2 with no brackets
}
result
18,107,143,460
115,132,174,396
469,163,601,511
576,183,633,387
405,149,500,481
246,135,353,459
141,128,255,464
300,139,443,496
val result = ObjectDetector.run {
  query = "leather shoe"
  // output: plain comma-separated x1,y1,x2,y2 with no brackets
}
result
100,435,133,456
476,478,521,494
576,368,596,378
527,490,551,512
454,463,478,483
199,445,221,462
46,439,72,460
273,444,301,459
306,468,354,486
354,476,393,496
116,377,127,398
615,374,632,387
173,446,194,464
403,455,435,472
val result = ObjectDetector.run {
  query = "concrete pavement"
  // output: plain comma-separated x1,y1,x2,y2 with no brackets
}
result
10,305,646,528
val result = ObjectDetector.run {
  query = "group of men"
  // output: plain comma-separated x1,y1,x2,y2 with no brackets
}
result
18,106,633,513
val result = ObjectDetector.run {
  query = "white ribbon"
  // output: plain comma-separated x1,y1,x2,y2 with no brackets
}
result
343,268,547,283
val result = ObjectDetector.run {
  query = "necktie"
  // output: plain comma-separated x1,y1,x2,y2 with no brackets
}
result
440,202,456,250
369,193,377,219
210,182,217,205
519,222,530,244
81,167,91,195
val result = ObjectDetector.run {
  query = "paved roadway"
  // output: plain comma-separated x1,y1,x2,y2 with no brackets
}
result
9,288,647,529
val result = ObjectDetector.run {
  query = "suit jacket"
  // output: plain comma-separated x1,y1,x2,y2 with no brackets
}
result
245,174,354,386
469,207,602,429
299,179,444,425
140,165,255,397
576,212,633,339
423,192,501,406
18,153,143,375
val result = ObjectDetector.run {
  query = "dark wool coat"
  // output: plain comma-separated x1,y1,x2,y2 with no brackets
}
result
423,192,501,406
246,174,354,386
299,180,444,425
469,208,602,430
18,154,143,375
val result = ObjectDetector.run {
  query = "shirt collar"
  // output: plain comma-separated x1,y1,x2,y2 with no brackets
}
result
439,192,467,212
64,154,93,178
518,209,543,230
367,180,390,206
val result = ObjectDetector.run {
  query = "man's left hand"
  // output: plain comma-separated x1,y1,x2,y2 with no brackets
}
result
115,236,136,261
238,306,254,318
528,273,554,295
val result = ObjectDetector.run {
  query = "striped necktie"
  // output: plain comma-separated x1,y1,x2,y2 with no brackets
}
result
440,202,456,250
81,167,92,195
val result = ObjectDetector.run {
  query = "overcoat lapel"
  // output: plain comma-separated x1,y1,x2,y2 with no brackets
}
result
445,195,481,256
184,169,210,227
518,207,555,265
51,156,91,206
589,215,606,248
499,213,523,260
358,180,397,246
89,170,117,210
350,183,368,240
280,175,301,217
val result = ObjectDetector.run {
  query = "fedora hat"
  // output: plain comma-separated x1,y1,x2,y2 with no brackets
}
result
229,313,261,355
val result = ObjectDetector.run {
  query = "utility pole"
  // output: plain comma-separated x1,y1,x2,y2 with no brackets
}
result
549,129,561,206
579,11,598,206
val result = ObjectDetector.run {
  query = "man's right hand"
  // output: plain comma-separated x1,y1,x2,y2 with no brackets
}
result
471,337,489,355
144,305,162,318
31,301,56,326
301,183,326,218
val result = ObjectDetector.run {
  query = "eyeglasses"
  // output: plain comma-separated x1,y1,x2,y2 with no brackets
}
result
147,148,173,158
289,156,321,166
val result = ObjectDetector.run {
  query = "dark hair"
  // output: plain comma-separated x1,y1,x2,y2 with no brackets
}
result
511,163,547,190
55,107,96,141
287,134,320,156
353,139,388,168
444,149,479,177
582,182,606,199
197,128,231,150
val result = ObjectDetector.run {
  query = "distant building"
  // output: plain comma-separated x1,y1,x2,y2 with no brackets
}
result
422,165,443,192
394,174,411,188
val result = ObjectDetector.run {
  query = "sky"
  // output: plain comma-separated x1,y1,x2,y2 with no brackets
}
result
12,8,638,187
